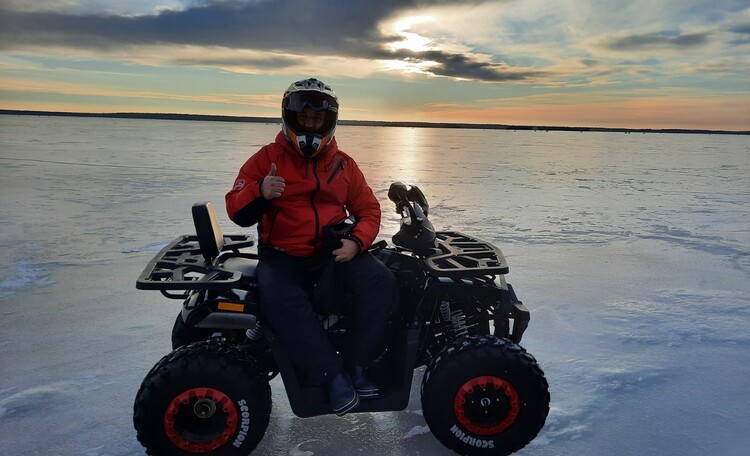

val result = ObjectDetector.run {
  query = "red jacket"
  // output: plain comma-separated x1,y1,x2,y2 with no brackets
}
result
226,131,381,257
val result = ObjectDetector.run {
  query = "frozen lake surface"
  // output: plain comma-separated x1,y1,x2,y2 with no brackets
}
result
1,116,749,455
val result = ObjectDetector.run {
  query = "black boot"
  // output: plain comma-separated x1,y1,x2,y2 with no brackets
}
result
350,366,380,399
328,371,359,416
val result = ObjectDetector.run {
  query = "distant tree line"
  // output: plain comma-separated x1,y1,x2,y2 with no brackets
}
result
1,109,746,136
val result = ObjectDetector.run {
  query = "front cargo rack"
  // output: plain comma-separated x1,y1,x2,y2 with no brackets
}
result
136,234,255,291
425,231,509,277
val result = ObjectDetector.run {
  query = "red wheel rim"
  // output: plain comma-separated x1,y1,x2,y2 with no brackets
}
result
453,375,520,435
163,387,239,452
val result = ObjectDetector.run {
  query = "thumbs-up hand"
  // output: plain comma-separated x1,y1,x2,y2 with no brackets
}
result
261,163,285,199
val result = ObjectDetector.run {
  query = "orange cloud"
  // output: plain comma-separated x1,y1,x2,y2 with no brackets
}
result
0,77,279,110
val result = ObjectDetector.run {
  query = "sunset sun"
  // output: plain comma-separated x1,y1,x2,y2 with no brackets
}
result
385,15,434,52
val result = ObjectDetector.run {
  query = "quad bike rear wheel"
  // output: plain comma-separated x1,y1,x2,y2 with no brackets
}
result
421,335,549,455
134,342,271,455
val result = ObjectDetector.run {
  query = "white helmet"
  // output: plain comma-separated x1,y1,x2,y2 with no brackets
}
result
281,78,339,157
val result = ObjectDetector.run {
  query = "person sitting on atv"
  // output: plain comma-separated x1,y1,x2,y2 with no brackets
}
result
225,78,398,416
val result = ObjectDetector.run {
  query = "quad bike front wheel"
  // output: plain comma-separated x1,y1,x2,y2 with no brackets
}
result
421,336,549,456
134,342,271,455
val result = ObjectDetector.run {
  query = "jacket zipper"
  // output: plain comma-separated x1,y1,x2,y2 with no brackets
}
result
326,159,344,184
310,159,321,255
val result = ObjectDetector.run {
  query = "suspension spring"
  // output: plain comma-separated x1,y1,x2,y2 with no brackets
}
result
245,321,263,342
440,299,469,339
450,309,469,339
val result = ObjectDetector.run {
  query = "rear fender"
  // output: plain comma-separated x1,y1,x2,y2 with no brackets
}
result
182,295,261,330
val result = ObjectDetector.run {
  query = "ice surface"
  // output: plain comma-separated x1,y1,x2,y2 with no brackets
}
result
1,116,749,455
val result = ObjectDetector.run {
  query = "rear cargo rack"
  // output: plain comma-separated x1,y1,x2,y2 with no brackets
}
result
135,234,255,291
425,231,509,277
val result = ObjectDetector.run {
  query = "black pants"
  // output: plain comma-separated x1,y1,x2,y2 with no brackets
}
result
257,248,398,385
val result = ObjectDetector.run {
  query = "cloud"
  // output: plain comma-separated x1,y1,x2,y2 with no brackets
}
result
602,31,711,51
0,75,280,108
1,0,748,89
172,54,298,70
0,0,526,83
379,48,545,81
0,0,187,15
726,20,750,44
579,59,599,67
0,1,493,54
729,23,750,34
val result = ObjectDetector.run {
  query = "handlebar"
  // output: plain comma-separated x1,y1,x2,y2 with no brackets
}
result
388,181,430,228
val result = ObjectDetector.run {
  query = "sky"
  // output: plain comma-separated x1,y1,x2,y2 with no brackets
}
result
0,0,749,130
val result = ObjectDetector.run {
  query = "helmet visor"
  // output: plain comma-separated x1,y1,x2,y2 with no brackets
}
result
284,92,338,113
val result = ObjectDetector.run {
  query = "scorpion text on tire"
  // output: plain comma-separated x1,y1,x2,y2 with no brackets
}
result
133,342,272,456
421,336,550,456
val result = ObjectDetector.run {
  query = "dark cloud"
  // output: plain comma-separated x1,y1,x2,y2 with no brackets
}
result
173,55,299,69
0,0,524,83
729,23,750,34
618,58,662,66
381,48,545,81
0,0,390,53
727,21,750,45
580,59,598,67
603,31,711,51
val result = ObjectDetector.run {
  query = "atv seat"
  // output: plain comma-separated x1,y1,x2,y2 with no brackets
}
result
192,202,258,281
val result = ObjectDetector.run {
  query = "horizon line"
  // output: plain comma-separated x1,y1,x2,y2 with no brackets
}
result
1,109,748,136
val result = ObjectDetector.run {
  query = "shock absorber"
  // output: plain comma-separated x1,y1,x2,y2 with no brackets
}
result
245,320,263,342
439,299,452,323
440,299,469,339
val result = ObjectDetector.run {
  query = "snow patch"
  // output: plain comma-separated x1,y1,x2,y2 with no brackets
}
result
593,366,666,392
402,425,431,439
288,440,316,456
0,260,55,299
0,383,69,418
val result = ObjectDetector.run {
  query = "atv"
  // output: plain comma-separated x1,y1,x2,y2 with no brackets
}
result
133,182,549,456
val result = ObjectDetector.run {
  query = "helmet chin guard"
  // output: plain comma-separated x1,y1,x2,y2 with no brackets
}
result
281,78,338,157
290,133,324,157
